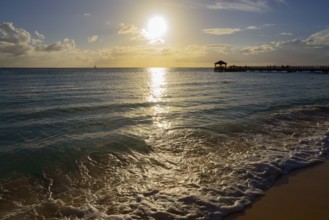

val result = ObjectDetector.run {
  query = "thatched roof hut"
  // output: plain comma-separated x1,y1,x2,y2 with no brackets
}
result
214,60,227,66
214,60,227,72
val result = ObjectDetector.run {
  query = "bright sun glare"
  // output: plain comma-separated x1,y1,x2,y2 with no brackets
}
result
145,16,168,43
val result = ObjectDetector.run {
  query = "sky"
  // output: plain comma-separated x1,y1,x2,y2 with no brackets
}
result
1,0,329,67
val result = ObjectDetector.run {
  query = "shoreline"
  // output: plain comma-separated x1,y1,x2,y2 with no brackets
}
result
225,159,329,220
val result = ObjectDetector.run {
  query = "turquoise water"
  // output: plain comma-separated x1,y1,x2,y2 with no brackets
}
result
1,68,329,219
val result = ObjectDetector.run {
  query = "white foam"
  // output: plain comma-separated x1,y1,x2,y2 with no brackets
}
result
2,111,329,219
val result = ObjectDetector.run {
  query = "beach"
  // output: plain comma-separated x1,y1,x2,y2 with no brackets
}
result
225,160,329,220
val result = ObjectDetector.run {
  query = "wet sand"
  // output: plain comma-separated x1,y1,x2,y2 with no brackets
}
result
225,160,329,220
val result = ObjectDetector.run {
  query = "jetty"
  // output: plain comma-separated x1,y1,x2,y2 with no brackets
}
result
214,60,329,73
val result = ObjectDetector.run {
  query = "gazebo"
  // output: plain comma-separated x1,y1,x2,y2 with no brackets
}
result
214,60,227,72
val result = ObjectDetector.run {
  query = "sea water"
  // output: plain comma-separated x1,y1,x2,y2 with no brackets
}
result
0,68,329,219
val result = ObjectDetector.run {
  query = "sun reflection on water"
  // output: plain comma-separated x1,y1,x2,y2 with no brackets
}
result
147,68,171,129
147,68,167,103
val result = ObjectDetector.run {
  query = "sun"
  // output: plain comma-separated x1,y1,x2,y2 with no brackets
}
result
145,16,168,43
148,16,167,38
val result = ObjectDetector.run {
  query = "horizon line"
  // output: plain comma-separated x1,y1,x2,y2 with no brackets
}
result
0,66,214,69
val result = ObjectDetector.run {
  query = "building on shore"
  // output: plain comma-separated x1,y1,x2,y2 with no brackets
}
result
214,60,329,73
214,60,227,72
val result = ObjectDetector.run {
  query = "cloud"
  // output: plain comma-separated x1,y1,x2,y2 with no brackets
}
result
1,21,329,68
246,24,275,30
0,22,31,45
32,31,45,45
304,29,329,46
0,42,32,56
207,0,269,12
203,24,274,36
0,22,32,55
275,0,287,4
207,0,286,12
246,26,260,30
84,13,91,17
206,44,234,54
35,31,45,40
203,28,241,35
279,32,293,36
87,35,99,43
0,22,77,57
238,29,329,57
240,43,276,54
117,23,147,41
117,23,163,43
85,44,215,67
118,23,139,35
273,33,329,52
35,38,76,52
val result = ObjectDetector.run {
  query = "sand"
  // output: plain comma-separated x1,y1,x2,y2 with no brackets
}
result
225,160,329,220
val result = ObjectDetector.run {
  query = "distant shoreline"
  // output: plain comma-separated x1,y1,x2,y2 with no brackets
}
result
0,67,212,69
214,65,329,73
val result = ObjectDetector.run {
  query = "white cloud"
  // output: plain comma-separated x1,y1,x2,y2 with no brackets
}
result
118,23,139,35
118,23,158,43
304,29,329,46
203,28,241,35
203,24,274,36
240,43,276,54
263,24,276,27
207,0,286,12
35,31,45,40
32,31,45,45
36,38,76,52
275,0,287,4
84,13,91,17
206,44,234,54
207,0,269,12
246,26,260,30
238,29,329,56
87,35,99,43
279,32,293,36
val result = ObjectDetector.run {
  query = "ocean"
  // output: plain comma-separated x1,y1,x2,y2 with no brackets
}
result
0,68,329,219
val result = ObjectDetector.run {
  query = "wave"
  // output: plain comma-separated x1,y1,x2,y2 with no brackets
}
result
1,104,329,219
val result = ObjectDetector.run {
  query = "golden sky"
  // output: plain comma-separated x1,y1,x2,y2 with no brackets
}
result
1,0,329,67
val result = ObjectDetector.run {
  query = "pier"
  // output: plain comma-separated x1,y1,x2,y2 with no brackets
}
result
214,60,329,73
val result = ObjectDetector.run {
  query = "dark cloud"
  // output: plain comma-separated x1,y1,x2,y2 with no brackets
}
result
0,22,32,55
0,22,31,44
0,42,32,56
0,22,76,56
